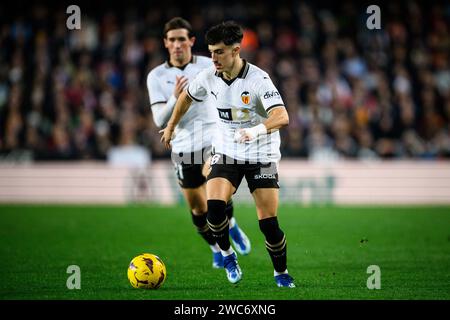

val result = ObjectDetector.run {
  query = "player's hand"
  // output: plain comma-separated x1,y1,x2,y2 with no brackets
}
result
234,129,254,143
234,124,267,143
174,76,189,98
159,126,175,149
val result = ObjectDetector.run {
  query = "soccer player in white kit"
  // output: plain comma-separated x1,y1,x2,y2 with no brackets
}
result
147,18,251,269
161,21,295,288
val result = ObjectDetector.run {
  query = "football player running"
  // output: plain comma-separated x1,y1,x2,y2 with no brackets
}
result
161,21,295,288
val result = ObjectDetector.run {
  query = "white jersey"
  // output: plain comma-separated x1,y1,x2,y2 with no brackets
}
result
147,55,217,153
187,60,285,163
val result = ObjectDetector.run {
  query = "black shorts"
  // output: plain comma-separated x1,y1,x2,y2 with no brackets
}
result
171,147,212,189
207,153,279,194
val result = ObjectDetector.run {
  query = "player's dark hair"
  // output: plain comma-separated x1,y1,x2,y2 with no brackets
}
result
164,17,193,38
205,21,243,46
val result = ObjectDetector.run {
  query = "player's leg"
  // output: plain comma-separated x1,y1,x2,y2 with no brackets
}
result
175,161,222,268
206,154,244,283
206,177,235,252
247,163,295,288
207,176,243,283
204,155,251,255
181,185,223,268
252,188,295,288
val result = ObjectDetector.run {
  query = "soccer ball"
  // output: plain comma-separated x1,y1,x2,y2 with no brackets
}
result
127,253,167,289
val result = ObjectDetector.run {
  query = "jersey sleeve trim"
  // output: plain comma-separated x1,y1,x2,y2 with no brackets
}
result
186,88,203,102
266,104,285,113
151,101,167,106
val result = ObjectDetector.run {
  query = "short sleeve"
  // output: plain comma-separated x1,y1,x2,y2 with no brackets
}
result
186,70,209,102
257,75,285,112
147,71,167,105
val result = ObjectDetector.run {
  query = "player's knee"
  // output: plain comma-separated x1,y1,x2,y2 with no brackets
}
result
207,199,227,224
190,204,207,215
184,191,207,213
259,216,284,243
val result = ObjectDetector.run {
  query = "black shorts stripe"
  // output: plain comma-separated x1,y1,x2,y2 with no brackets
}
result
266,104,285,113
186,88,203,102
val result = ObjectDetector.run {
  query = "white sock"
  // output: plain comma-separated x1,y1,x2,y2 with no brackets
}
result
210,244,221,253
228,217,236,228
221,247,235,257
274,269,288,276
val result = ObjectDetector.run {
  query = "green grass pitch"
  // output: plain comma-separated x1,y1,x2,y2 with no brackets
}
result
0,204,449,300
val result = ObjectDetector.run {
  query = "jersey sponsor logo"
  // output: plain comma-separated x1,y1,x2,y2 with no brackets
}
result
241,91,250,105
263,91,280,99
218,108,232,120
254,173,277,179
233,108,250,121
217,107,251,121
211,91,219,99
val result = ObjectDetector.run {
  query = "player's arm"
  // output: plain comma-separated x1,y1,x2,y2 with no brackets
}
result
160,90,193,148
263,106,289,132
151,101,175,128
151,76,189,128
235,106,289,143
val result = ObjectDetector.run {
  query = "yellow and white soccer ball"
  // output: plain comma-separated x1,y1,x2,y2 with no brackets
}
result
127,253,167,289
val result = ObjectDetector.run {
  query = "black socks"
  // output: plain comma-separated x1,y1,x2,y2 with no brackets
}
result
207,199,230,251
259,217,287,273
191,211,216,246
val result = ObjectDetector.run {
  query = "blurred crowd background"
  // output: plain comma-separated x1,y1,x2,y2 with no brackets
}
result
0,0,449,162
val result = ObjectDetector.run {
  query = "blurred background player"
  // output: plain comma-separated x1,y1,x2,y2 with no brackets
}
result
147,17,251,269
161,21,294,287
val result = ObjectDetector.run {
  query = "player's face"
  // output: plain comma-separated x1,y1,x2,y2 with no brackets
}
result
164,29,195,65
208,42,239,73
